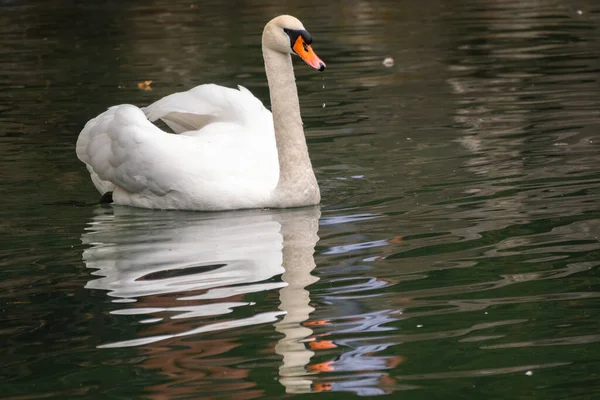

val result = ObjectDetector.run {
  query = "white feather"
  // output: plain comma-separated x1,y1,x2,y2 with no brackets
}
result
76,84,278,211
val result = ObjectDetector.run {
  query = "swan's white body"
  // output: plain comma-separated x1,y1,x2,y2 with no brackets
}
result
76,15,323,211
77,85,278,210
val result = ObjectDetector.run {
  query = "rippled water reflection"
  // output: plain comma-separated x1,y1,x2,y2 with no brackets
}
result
2,0,600,398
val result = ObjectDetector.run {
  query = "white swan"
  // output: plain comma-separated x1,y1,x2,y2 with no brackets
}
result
76,15,325,211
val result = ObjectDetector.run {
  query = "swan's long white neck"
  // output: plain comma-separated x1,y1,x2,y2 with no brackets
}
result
262,46,320,208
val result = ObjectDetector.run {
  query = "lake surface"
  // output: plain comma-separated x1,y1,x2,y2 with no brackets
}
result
2,0,600,398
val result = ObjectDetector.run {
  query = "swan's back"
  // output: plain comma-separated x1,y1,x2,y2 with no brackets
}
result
144,84,269,135
76,85,279,211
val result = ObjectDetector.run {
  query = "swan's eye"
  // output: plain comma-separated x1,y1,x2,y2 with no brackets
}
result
283,28,313,52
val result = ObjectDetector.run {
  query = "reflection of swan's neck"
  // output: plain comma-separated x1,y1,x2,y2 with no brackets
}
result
262,46,320,207
275,211,320,393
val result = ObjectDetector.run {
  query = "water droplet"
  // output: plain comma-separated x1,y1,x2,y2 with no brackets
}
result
577,9,583,15
322,103,326,108
525,371,533,376
383,57,394,67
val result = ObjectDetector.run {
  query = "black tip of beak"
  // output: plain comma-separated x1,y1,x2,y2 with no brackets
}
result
318,62,325,72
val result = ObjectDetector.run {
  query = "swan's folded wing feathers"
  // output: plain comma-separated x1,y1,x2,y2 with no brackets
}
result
77,105,176,196
142,84,271,134
107,106,175,195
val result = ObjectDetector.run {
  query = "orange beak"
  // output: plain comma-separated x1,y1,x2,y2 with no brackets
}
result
293,36,326,71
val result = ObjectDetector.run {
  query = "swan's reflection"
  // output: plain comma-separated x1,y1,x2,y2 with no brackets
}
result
81,205,320,394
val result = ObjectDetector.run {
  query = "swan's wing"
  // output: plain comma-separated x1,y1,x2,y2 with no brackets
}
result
143,84,271,135
76,103,279,203
76,104,179,196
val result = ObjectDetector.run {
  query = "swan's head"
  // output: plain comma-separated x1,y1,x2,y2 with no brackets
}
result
263,15,326,72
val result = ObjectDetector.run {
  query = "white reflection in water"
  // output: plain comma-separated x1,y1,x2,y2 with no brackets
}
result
83,209,287,301
81,205,320,393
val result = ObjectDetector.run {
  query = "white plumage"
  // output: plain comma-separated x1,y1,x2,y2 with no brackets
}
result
76,15,325,211
76,85,278,210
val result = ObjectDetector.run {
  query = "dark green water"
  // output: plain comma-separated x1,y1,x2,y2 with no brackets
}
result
2,0,600,398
